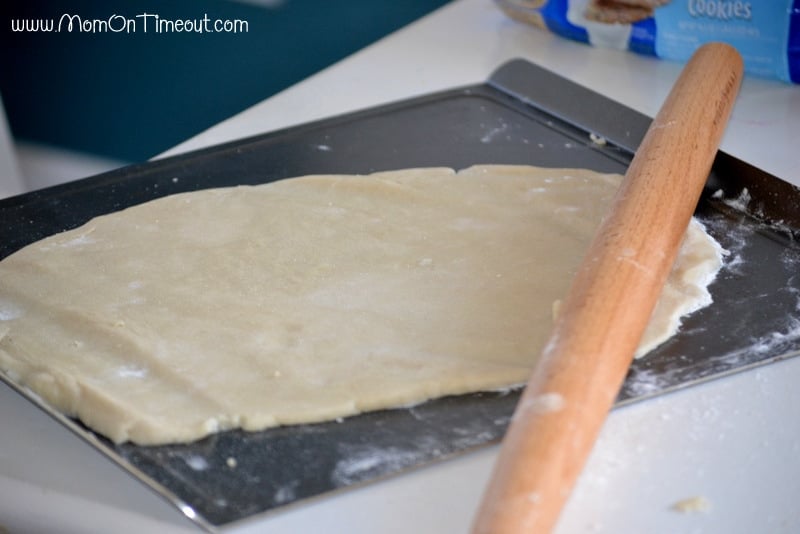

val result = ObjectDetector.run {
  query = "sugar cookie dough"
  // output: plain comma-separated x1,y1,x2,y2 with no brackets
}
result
0,165,724,445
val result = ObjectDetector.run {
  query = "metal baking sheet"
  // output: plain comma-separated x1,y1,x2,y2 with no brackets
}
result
1,59,799,531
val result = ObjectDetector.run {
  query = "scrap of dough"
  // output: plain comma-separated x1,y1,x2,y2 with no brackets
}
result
671,496,712,513
0,165,724,445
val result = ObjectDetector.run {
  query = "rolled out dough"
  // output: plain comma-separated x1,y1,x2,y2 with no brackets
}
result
0,165,724,445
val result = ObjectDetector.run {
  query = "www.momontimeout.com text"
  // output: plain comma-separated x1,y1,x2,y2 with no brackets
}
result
11,13,249,34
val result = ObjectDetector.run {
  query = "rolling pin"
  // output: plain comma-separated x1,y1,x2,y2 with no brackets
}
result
472,42,744,533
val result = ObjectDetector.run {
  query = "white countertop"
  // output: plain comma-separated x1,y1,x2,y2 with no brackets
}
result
2,1,799,533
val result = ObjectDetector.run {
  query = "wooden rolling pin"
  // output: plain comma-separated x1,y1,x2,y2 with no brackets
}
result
472,42,743,534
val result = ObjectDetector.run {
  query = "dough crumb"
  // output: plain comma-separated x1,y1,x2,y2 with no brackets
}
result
226,457,238,469
589,132,607,146
671,495,711,513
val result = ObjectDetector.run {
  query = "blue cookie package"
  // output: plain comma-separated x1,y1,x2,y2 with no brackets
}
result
496,0,799,83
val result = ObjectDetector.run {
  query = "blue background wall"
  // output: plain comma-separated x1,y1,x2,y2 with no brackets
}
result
2,0,451,162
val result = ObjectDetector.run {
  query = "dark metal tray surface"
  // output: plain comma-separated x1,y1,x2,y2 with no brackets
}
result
1,59,798,531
